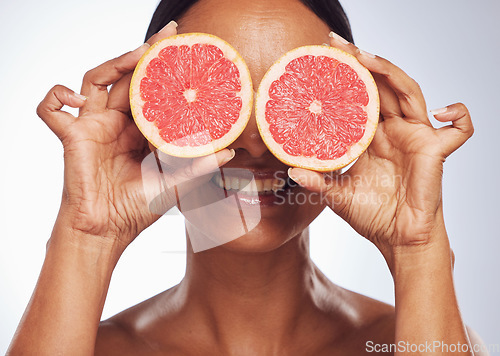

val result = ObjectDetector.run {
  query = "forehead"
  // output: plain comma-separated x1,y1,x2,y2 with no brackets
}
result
177,0,331,86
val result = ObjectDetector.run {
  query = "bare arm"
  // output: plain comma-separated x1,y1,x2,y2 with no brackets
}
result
292,32,483,355
392,234,472,355
8,222,119,355
8,20,233,355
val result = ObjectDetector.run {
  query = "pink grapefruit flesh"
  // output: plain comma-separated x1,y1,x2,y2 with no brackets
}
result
130,33,253,157
255,45,379,171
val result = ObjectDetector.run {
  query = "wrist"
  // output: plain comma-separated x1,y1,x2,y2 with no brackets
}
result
390,236,470,349
390,238,453,278
388,231,470,348
49,215,125,269
385,225,453,277
54,201,132,254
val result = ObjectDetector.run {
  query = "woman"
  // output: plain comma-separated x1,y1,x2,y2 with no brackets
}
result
8,0,487,354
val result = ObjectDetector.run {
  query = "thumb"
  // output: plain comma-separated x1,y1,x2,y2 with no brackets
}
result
142,149,235,215
287,167,352,216
36,85,87,141
432,102,474,157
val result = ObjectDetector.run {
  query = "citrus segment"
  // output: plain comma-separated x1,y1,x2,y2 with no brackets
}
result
130,33,253,157
256,45,379,171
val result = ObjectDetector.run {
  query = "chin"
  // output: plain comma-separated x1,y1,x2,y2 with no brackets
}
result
182,187,326,254
218,223,302,254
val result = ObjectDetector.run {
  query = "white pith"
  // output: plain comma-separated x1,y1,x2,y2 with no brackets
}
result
130,33,253,158
308,100,322,114
183,89,197,103
212,174,286,195
255,45,380,172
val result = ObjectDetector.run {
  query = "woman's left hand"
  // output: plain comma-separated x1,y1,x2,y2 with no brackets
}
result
288,33,474,265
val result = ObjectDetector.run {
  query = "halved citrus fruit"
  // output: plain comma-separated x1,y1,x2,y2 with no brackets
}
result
130,33,253,157
255,45,379,171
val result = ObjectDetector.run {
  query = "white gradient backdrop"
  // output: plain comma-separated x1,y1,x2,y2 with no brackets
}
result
1,0,499,353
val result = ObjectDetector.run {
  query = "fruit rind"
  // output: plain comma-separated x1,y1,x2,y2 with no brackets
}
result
255,45,379,172
130,33,253,158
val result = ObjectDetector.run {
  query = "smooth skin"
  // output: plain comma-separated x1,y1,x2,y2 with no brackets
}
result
8,0,488,355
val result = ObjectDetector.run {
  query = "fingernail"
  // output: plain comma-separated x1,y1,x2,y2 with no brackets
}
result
359,49,376,59
329,31,350,45
221,149,235,164
161,20,178,32
430,107,448,115
287,168,304,186
73,92,87,101
134,42,150,52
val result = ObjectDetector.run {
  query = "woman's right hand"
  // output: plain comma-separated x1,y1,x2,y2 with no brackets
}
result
37,21,234,255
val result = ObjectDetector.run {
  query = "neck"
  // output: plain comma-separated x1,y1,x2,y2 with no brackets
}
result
179,223,321,352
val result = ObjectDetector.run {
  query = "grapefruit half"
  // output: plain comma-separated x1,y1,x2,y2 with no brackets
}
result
130,33,253,157
255,45,379,171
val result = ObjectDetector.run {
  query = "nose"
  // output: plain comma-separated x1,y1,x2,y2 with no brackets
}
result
228,106,269,158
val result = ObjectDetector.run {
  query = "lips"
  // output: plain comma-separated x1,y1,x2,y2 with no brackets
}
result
177,146,304,213
211,171,287,195
204,167,298,209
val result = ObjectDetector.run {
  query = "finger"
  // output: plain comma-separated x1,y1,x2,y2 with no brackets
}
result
329,33,402,120
145,149,235,215
329,32,430,124
360,55,430,124
168,149,236,188
80,43,151,114
140,150,179,216
287,167,351,216
373,73,403,119
172,149,236,213
107,21,178,114
145,142,193,170
36,85,86,140
107,72,133,114
146,20,178,46
433,103,474,157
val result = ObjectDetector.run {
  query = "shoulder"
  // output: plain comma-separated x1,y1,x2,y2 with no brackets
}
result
466,326,491,356
94,288,184,355
94,319,142,356
324,286,490,356
345,288,395,345
95,314,186,356
334,286,395,336
315,283,396,354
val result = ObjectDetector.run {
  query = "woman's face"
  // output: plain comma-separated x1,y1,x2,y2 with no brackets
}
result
177,0,331,253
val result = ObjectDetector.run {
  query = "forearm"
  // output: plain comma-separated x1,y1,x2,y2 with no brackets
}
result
8,221,120,356
391,236,472,355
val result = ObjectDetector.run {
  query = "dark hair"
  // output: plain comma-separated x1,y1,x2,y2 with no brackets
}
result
145,0,353,43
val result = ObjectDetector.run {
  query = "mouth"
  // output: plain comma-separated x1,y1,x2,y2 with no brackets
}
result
211,170,293,196
202,168,299,209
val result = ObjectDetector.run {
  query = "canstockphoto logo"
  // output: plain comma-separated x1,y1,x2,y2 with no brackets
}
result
366,340,500,354
141,148,261,253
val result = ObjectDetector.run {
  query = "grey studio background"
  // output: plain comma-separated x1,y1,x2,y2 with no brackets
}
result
0,0,499,352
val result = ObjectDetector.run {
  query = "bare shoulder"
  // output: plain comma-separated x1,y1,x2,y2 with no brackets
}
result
95,287,184,356
466,326,491,356
312,281,396,355
336,286,395,343
324,286,490,356
94,310,160,356
95,318,141,356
